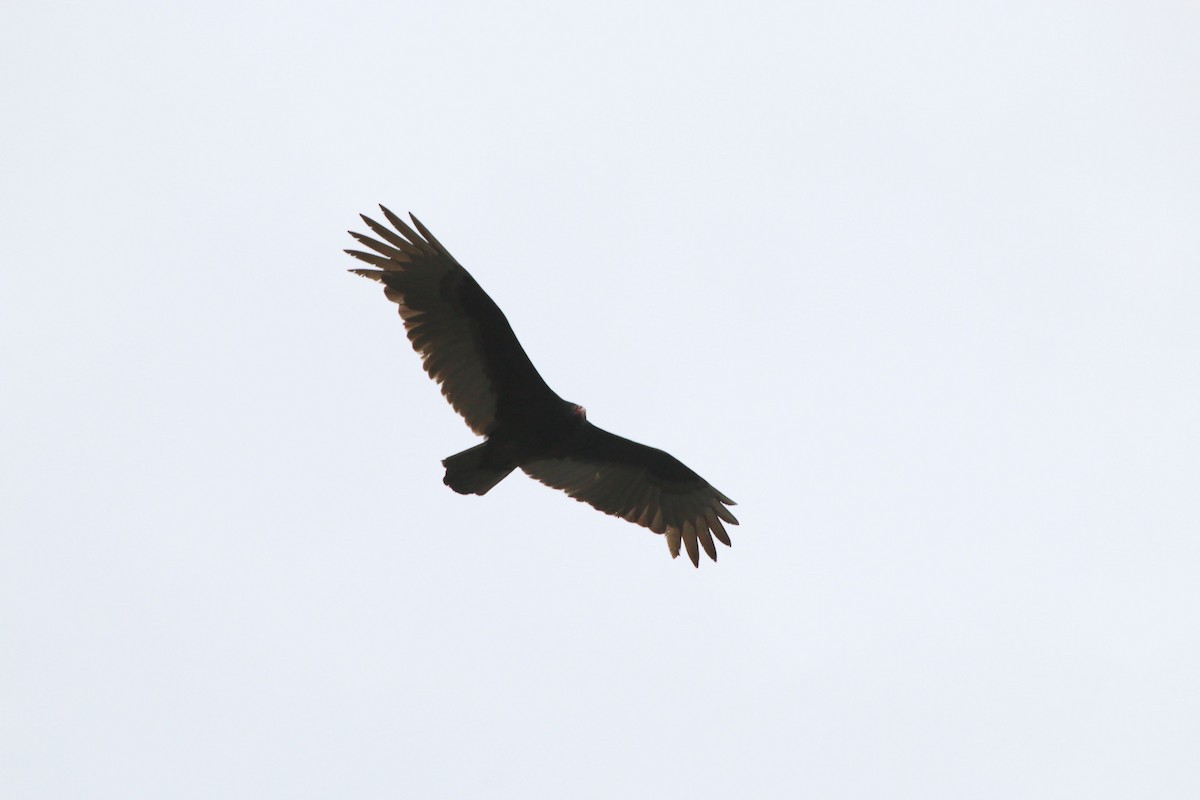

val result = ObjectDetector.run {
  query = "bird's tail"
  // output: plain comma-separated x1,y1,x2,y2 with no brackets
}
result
442,443,513,495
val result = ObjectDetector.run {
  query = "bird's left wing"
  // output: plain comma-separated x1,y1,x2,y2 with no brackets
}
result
522,424,738,566
345,207,560,436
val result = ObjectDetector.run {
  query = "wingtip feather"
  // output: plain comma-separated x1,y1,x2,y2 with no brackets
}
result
697,522,718,562
681,521,701,567
666,528,682,559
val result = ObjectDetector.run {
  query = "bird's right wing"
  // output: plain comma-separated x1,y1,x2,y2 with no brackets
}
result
522,424,738,566
346,207,559,436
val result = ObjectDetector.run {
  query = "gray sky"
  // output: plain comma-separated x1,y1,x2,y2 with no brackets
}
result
3,1,1198,797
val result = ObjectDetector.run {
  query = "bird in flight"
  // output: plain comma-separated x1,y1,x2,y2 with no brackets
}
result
346,207,738,566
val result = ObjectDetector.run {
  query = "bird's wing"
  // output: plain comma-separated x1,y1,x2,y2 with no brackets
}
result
346,207,559,436
522,424,738,566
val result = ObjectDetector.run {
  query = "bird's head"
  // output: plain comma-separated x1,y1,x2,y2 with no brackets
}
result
571,403,587,421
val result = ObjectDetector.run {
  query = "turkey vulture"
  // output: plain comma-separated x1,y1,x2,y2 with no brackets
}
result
345,207,738,566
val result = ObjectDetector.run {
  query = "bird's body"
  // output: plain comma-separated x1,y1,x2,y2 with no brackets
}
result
346,207,737,566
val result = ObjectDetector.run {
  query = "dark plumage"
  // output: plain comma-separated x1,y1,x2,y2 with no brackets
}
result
346,207,738,566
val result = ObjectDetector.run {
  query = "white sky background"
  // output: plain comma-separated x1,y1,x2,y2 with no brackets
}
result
2,0,1198,797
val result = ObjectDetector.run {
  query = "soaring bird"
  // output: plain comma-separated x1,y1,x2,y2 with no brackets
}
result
346,208,737,566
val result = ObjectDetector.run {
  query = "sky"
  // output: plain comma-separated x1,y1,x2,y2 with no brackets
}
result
3,1,1199,797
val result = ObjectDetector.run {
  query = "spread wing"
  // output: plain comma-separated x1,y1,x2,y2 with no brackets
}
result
522,424,738,566
346,207,560,435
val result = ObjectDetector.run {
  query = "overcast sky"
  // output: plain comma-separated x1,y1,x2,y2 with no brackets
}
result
3,1,1198,797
